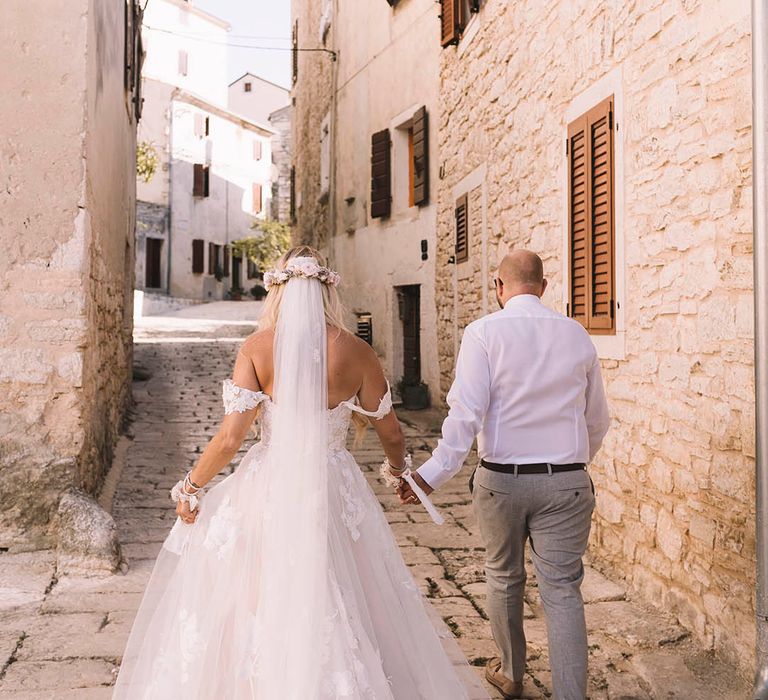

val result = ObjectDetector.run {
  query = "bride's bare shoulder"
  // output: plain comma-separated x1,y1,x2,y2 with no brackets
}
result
329,327,376,358
239,328,274,359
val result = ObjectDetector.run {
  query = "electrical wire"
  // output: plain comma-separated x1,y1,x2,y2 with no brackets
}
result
143,24,335,57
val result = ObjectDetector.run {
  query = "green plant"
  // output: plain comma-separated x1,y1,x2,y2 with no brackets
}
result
250,284,268,300
136,141,159,183
230,220,292,275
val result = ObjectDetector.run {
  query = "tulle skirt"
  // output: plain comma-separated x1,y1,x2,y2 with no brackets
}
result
112,442,488,699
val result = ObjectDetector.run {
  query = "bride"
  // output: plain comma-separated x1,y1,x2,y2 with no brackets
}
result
113,246,488,699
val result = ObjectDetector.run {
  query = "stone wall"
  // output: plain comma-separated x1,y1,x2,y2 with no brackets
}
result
291,0,333,248
0,0,136,550
436,0,754,672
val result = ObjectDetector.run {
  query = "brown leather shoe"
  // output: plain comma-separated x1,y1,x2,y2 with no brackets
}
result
485,657,523,699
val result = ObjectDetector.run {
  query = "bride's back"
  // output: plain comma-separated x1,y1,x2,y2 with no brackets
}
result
241,324,375,409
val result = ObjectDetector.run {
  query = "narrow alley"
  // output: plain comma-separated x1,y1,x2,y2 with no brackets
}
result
0,303,750,699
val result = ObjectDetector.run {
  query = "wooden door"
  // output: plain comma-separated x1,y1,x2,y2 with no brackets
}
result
401,285,421,385
145,238,162,288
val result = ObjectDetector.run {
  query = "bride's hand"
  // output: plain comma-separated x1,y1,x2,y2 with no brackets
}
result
176,499,198,525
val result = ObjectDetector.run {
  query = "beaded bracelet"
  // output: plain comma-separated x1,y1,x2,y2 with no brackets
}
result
379,454,413,488
170,471,205,512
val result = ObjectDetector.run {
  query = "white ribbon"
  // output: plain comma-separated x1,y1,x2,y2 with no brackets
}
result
402,470,445,525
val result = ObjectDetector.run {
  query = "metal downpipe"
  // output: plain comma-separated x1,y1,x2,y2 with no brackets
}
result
753,1,768,697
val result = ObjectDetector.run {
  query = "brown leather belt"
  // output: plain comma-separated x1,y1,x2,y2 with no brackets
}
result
480,459,586,475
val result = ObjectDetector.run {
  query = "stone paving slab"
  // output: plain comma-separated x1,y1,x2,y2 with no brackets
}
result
0,306,752,698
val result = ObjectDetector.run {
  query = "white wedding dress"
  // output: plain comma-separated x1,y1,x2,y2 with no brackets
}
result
113,269,488,699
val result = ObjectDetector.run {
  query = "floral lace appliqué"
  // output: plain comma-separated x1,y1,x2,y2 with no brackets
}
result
338,459,365,541
222,379,266,415
178,608,204,683
203,498,240,560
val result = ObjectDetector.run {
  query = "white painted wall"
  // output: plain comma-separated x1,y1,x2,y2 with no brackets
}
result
328,0,441,402
169,96,273,300
228,74,290,126
142,0,229,106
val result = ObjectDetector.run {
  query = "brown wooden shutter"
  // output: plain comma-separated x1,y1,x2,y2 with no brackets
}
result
223,245,230,277
441,0,460,47
193,164,204,197
192,239,204,274
587,98,614,330
567,116,588,327
454,193,469,263
252,183,262,214
370,129,391,219
292,21,299,84
412,106,429,206
567,96,615,333
208,242,215,274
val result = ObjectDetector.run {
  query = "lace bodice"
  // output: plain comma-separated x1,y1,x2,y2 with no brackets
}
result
221,379,392,452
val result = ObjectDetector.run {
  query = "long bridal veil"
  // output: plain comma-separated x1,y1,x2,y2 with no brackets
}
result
250,271,330,696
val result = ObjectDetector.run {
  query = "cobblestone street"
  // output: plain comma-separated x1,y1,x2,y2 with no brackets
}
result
0,304,751,699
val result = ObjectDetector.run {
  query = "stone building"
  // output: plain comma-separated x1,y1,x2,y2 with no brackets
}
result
0,0,140,555
434,0,754,673
291,0,442,404
268,104,293,224
226,73,293,226
136,0,274,302
228,73,290,127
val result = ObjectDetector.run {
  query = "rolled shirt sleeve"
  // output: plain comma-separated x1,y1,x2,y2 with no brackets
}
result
585,356,611,461
417,323,491,491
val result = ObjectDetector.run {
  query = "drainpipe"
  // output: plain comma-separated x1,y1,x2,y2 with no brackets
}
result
752,1,768,697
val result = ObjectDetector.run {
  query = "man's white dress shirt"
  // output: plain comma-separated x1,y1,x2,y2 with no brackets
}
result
417,294,611,490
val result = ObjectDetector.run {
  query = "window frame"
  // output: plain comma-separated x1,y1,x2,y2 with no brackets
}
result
562,70,626,359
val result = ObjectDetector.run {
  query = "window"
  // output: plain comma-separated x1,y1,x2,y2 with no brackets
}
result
178,50,188,76
124,0,144,121
244,82,252,92
253,140,262,160
320,114,331,196
208,243,222,277
355,312,373,346
454,193,469,263
407,129,415,208
252,183,263,214
192,239,204,273
412,106,429,206
193,164,209,197
440,0,480,47
292,21,299,84
566,95,615,334
370,129,391,219
247,258,258,279
194,114,210,138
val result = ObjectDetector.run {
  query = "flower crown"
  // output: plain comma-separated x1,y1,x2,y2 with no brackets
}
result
263,256,341,290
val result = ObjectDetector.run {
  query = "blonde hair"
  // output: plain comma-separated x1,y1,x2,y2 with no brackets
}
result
259,245,348,333
259,246,369,443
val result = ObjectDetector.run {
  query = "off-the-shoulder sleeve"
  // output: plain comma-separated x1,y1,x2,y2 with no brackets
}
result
222,379,267,415
339,381,393,420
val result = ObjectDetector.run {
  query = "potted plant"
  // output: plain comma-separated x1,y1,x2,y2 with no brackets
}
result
250,284,268,300
228,286,245,301
397,378,430,410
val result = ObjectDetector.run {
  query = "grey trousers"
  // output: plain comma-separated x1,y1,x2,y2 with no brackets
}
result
472,465,595,700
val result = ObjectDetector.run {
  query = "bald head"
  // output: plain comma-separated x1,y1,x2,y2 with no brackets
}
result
495,250,547,307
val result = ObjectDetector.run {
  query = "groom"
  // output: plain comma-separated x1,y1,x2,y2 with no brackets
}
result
401,250,610,700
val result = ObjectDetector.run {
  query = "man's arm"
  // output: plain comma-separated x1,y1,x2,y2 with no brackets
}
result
415,323,491,491
585,356,611,461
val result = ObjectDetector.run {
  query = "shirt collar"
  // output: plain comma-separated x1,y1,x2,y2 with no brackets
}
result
504,293,542,309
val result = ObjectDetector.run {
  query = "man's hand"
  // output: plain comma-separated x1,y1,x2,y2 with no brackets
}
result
396,472,434,505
